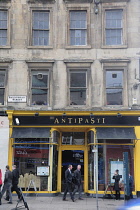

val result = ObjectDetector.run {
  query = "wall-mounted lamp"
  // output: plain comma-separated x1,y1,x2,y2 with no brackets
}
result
117,113,122,118
90,113,94,118
62,113,67,119
15,118,20,125
94,0,100,15
34,112,39,117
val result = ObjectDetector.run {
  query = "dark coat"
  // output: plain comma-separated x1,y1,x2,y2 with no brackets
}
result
12,169,19,185
4,170,13,184
112,174,120,191
74,169,82,185
65,169,73,184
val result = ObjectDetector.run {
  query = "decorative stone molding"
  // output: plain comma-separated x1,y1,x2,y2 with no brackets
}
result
27,0,55,3
63,0,93,3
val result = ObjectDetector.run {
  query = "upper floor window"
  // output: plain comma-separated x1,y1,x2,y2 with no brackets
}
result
0,70,6,105
69,11,87,46
69,70,87,105
105,9,123,46
0,10,7,46
32,11,49,46
31,70,49,105
105,70,123,105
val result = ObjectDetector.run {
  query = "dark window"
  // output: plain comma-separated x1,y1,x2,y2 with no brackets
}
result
69,71,87,105
0,10,7,46
106,70,123,105
70,11,87,45
32,11,49,46
0,70,6,105
105,10,123,45
31,71,49,105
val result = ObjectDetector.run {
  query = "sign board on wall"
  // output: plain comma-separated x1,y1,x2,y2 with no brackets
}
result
36,166,50,176
8,96,26,103
0,116,9,128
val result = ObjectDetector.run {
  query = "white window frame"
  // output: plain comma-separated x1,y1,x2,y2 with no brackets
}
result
0,8,11,48
30,69,50,106
68,69,88,106
102,4,127,48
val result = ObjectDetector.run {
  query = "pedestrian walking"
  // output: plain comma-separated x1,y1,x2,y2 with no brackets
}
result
73,165,83,200
63,165,75,202
6,165,21,201
0,165,13,204
112,169,121,200
0,169,2,191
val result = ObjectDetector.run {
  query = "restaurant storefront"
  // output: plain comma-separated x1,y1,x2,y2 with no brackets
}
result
6,110,140,196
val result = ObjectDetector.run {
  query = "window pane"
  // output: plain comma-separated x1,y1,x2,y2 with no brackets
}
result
70,29,86,45
70,11,87,29
13,143,49,191
0,30,7,45
32,74,48,88
0,89,4,105
33,11,49,30
106,70,123,88
70,89,86,105
32,89,48,105
70,72,86,87
0,71,5,87
106,29,122,45
106,89,122,105
105,10,123,45
33,30,49,46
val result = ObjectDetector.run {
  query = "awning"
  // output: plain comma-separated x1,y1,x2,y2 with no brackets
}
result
11,127,50,138
96,127,136,139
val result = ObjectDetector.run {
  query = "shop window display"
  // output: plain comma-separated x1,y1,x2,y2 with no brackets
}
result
13,138,49,191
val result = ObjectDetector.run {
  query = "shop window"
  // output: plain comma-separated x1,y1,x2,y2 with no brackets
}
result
0,10,7,46
69,71,87,105
0,70,6,105
32,11,50,46
31,70,49,106
69,11,87,46
13,138,50,191
105,70,123,105
105,9,123,46
97,139,134,191
62,132,85,145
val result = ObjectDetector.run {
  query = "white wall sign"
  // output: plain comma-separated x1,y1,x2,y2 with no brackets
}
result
36,166,50,176
8,96,26,103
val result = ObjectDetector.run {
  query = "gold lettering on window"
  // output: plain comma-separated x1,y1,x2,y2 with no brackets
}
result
68,118,72,124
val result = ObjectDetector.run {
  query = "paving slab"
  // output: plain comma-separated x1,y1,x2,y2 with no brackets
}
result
0,195,124,210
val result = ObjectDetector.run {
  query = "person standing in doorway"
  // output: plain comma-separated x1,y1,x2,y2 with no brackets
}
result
63,165,75,202
112,169,120,200
73,165,83,200
0,165,13,205
129,173,133,199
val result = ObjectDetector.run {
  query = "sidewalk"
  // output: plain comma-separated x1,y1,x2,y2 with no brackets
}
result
0,194,124,210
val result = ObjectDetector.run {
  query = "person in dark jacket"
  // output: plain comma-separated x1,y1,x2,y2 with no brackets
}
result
129,174,133,199
6,165,21,201
73,165,83,200
112,169,121,200
0,165,13,204
63,165,74,202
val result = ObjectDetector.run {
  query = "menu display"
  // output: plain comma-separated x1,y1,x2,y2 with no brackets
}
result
36,166,49,176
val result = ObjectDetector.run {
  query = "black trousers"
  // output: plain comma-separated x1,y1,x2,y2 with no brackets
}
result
115,190,120,200
6,184,21,200
63,182,74,200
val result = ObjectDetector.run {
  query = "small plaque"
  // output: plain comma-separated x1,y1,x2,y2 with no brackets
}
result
8,96,26,103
